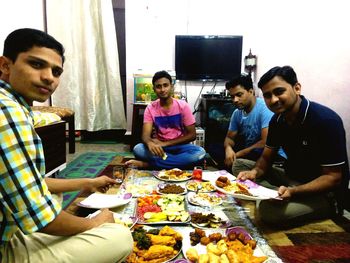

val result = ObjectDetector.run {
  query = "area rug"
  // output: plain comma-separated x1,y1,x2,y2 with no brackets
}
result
58,152,133,208
241,201,350,263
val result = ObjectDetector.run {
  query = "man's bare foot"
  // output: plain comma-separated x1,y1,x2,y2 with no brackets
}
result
125,159,149,169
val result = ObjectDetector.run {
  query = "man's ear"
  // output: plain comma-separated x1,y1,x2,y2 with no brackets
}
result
294,82,302,95
0,56,11,75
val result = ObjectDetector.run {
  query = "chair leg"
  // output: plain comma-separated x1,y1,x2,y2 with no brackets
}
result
68,115,75,153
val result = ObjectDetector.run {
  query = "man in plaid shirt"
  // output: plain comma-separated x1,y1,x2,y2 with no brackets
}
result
0,28,132,262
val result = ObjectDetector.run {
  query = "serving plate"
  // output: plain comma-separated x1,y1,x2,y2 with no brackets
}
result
187,192,223,207
181,227,268,263
87,210,138,229
136,195,190,225
211,177,281,201
126,225,183,263
186,180,215,193
157,183,187,195
153,169,192,182
190,210,232,229
77,192,132,209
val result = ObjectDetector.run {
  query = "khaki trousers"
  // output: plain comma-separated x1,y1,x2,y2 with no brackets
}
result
0,194,133,263
232,159,336,226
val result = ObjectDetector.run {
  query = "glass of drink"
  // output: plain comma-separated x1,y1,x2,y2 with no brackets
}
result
192,166,203,180
113,166,125,184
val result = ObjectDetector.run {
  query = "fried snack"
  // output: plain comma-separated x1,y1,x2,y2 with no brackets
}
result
147,234,176,246
217,239,228,254
198,254,209,263
200,236,211,246
247,239,257,249
220,254,230,263
195,228,206,237
142,245,174,260
185,247,199,262
208,252,220,263
206,243,221,256
159,225,183,241
217,176,228,183
208,232,222,243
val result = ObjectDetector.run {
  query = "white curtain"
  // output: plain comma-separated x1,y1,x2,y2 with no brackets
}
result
46,0,126,131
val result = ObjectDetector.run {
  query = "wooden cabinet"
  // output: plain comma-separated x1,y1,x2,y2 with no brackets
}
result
35,121,66,176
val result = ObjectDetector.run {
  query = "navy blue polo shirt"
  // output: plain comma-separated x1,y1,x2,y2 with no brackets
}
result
266,95,349,184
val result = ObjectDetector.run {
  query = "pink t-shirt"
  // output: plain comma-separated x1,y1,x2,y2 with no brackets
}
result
144,99,195,141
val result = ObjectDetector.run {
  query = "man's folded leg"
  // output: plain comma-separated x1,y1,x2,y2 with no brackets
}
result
2,223,133,263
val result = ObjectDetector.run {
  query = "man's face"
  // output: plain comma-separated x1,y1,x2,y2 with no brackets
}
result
153,77,173,100
228,85,254,110
4,46,63,104
261,76,300,114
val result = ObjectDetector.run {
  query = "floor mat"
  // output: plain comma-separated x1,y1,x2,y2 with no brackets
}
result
58,152,132,209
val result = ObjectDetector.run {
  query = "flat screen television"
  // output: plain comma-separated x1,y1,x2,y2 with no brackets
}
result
175,35,243,81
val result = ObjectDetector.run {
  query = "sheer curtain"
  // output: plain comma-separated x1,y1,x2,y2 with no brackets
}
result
46,0,126,131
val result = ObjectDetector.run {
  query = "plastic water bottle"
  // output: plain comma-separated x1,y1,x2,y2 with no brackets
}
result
173,80,182,99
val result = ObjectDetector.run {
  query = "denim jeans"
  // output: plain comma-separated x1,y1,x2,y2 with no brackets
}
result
132,143,206,169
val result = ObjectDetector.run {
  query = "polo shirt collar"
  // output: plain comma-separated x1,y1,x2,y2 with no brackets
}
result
276,95,310,125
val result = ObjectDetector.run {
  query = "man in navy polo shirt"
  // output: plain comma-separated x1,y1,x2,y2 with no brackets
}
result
235,65,349,226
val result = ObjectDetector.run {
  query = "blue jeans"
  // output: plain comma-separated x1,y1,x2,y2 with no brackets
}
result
132,143,206,169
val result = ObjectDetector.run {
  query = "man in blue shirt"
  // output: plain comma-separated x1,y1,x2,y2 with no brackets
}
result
208,74,285,170
236,66,349,226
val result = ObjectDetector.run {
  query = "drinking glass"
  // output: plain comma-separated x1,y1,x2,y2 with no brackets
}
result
113,166,125,184
192,166,203,180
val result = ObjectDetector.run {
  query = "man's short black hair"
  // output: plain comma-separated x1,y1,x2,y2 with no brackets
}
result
3,28,65,64
152,70,173,85
225,74,253,91
258,66,298,88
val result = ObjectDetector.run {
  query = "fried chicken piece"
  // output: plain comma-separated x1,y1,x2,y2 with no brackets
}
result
147,234,176,246
142,245,174,260
159,225,183,241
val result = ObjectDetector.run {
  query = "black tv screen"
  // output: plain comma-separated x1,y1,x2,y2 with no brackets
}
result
175,35,243,81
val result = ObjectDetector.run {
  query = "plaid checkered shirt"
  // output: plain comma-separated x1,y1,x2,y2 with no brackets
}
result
0,80,61,244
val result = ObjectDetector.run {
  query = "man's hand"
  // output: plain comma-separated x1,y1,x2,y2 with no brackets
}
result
237,169,258,181
90,208,115,226
147,140,165,157
277,186,293,201
224,147,236,167
84,176,116,193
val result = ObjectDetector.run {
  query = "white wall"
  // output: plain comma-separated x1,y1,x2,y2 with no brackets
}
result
0,1,44,54
1,0,46,105
126,0,350,160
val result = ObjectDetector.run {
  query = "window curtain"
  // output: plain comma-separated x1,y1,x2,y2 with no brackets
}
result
46,0,126,131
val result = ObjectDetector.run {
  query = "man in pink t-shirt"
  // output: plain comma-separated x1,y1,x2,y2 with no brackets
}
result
125,71,206,169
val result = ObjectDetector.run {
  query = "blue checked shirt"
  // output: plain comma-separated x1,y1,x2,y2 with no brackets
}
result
0,80,61,244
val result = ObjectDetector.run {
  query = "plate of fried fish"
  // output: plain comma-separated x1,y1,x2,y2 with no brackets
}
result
126,225,183,263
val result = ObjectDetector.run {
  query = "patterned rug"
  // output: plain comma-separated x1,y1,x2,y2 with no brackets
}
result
241,201,350,263
57,152,133,208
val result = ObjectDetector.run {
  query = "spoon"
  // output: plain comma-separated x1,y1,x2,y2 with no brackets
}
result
196,184,203,194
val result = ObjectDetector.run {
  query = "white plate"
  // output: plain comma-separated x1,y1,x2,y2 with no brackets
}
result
153,169,192,182
157,183,187,195
210,178,281,201
187,192,223,207
202,170,236,182
77,192,132,209
190,210,231,229
181,227,268,262
186,181,216,193
87,210,138,229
